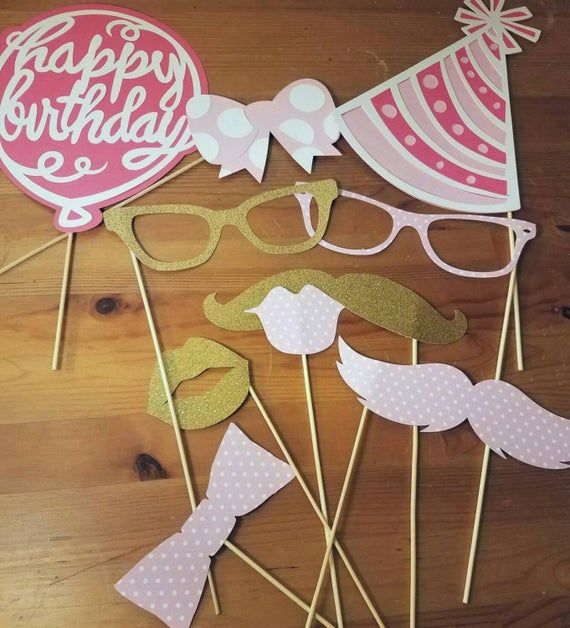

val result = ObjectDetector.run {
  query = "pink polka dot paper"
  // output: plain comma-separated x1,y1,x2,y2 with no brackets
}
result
186,79,340,182
115,424,294,627
247,285,344,355
335,1,541,213
337,338,569,470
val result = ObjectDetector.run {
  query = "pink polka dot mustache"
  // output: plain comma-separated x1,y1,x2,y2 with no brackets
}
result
337,338,570,470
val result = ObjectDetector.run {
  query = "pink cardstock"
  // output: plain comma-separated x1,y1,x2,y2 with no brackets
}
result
0,5,207,232
295,185,536,279
115,423,295,628
335,1,541,213
247,285,344,354
186,79,340,182
337,338,570,469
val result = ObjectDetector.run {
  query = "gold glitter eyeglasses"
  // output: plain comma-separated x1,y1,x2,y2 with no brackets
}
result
103,180,338,271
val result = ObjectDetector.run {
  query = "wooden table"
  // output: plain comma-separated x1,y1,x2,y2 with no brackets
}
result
0,1,568,626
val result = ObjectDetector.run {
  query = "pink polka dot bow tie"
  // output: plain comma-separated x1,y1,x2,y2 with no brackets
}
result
186,79,341,181
115,424,294,627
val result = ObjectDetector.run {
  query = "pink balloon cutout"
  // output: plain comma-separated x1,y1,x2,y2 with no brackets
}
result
0,4,207,232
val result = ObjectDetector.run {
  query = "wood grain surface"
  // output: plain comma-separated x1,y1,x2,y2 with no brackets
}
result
0,1,569,626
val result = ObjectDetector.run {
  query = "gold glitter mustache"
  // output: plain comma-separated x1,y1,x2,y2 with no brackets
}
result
203,268,468,345
103,179,338,271
147,337,250,430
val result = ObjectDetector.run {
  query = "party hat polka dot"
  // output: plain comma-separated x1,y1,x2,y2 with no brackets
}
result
335,0,541,213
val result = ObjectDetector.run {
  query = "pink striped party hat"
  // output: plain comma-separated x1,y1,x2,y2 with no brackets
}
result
335,1,541,213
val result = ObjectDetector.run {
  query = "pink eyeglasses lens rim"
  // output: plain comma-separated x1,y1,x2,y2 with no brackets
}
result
298,189,396,251
424,217,526,277
296,187,536,277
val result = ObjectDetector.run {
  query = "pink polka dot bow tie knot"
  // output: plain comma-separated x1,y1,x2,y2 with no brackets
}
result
115,424,294,628
186,79,341,181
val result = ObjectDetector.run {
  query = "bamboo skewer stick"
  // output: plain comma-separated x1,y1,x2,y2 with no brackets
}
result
462,269,516,603
3,156,208,370
131,253,335,626
0,156,206,276
0,233,68,276
51,233,74,370
301,354,344,627
114,157,205,208
508,211,524,371
410,338,419,628
223,540,334,628
250,386,384,626
304,406,384,627
130,251,221,615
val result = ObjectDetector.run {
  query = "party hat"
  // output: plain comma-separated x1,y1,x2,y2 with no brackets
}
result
335,0,541,213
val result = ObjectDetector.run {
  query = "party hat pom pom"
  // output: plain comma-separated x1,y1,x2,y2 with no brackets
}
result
455,0,541,54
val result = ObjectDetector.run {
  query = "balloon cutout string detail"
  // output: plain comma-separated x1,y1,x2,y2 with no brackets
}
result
186,79,341,181
115,423,295,628
104,180,338,271
337,338,570,469
203,269,467,346
0,4,207,233
335,0,541,213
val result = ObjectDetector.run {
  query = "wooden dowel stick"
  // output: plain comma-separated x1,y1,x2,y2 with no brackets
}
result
305,407,383,628
410,338,419,628
462,270,516,604
112,157,205,210
507,211,524,371
512,275,522,370
410,426,419,626
250,386,383,626
301,354,344,627
223,540,334,628
51,233,74,371
462,444,491,605
0,156,205,277
495,270,517,383
0,233,68,276
130,256,336,625
129,251,221,616
53,156,205,370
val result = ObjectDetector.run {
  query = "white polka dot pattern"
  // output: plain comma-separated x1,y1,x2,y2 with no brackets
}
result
288,83,326,112
115,424,295,627
247,285,344,355
185,79,340,182
470,380,570,469
216,107,253,138
337,337,470,431
337,338,570,470
278,118,315,145
185,94,211,119
191,132,219,162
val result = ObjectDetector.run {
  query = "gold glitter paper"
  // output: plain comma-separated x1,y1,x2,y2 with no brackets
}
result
103,179,338,271
148,337,250,430
203,269,467,344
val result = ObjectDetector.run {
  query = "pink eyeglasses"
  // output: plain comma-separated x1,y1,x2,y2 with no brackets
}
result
295,187,536,279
